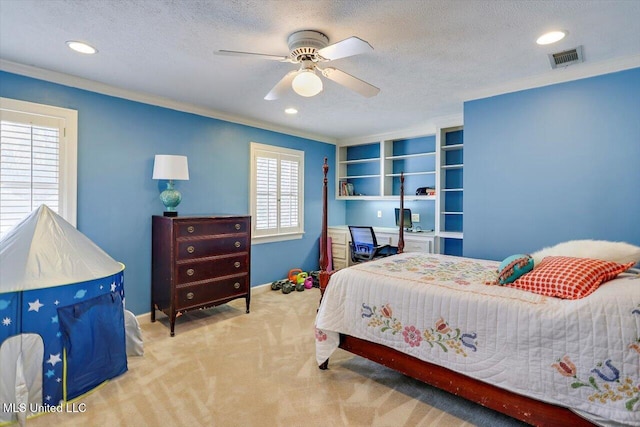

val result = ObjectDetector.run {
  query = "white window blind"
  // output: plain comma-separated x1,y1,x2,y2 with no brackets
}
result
250,142,304,242
0,98,78,238
255,156,278,230
279,158,299,228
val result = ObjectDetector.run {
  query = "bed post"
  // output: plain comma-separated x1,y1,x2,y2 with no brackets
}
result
319,158,330,293
398,172,405,254
318,158,331,371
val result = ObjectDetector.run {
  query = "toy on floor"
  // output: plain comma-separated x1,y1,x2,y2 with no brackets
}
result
304,276,314,289
270,269,312,294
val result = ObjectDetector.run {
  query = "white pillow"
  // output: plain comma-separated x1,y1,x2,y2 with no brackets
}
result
531,240,640,267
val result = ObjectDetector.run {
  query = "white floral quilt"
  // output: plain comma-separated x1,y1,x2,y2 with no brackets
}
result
315,252,640,426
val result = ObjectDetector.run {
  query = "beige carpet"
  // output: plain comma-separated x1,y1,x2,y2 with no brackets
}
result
23,287,527,427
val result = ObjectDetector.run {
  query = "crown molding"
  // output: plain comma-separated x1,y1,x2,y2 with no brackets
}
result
461,54,640,102
0,59,338,145
336,113,464,146
2,55,637,148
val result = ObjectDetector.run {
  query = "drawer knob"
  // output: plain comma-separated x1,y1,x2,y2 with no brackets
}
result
233,282,241,289
187,268,195,276
187,226,195,233
234,241,241,248
186,292,194,300
187,245,195,254
234,261,241,268
235,223,241,230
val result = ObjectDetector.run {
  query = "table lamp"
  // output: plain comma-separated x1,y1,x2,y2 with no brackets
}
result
152,154,189,216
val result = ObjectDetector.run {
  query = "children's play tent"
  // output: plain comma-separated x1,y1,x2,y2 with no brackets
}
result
0,205,127,425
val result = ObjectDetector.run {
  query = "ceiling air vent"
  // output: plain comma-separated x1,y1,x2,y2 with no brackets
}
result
548,46,583,69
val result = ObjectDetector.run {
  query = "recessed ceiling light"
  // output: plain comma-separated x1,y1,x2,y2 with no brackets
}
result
536,31,566,45
66,41,98,54
285,108,298,115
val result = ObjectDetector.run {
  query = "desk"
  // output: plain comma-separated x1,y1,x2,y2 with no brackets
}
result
327,226,435,270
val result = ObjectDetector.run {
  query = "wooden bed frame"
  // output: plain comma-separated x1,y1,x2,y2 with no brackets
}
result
317,158,594,427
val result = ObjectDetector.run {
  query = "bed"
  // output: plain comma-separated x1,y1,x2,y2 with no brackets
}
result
315,158,640,427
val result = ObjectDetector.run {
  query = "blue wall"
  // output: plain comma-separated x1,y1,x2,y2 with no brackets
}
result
464,68,640,261
345,199,435,231
0,71,344,315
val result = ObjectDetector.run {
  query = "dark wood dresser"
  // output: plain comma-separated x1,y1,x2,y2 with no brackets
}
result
151,215,251,336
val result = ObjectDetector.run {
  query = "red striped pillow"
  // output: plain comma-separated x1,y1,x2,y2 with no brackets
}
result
509,256,634,299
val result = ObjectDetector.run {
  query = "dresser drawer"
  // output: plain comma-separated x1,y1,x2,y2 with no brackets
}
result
176,254,248,284
403,238,433,253
328,229,347,245
176,218,249,238
177,235,249,260
332,244,346,260
176,275,248,309
333,259,347,270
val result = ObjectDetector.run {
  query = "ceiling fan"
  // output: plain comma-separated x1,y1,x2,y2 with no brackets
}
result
216,30,380,100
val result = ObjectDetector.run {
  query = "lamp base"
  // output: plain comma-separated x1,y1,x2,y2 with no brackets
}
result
159,180,182,218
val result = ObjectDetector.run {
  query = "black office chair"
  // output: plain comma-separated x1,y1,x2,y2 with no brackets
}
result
348,226,398,263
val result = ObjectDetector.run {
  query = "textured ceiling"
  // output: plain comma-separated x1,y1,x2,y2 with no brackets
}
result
1,0,639,143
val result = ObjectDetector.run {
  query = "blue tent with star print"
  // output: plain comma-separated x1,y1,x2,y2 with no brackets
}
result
0,205,126,425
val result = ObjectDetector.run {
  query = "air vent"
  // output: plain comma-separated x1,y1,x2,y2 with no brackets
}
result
548,46,583,69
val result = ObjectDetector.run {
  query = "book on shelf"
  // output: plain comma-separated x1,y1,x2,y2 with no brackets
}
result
339,181,355,196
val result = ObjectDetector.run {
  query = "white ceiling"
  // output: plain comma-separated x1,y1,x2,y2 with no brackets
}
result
1,0,639,143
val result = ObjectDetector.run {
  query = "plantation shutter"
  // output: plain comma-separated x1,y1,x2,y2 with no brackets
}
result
279,156,299,229
255,155,278,231
0,110,63,237
251,143,304,240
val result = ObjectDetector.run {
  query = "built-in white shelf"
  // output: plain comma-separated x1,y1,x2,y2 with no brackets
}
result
385,171,436,177
438,231,464,239
385,152,435,160
340,158,379,164
338,174,380,179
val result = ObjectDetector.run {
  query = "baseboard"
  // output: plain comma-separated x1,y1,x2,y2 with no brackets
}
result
135,282,273,324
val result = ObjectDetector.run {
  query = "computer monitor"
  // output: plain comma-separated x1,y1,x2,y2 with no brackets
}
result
395,208,412,231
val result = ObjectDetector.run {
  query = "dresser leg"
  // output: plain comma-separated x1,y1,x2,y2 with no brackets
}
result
170,313,176,337
150,304,156,322
245,296,250,313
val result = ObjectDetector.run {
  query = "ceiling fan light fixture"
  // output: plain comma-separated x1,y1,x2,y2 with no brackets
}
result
292,69,323,97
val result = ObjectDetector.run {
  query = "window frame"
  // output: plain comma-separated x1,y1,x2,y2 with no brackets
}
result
0,97,78,230
249,142,304,244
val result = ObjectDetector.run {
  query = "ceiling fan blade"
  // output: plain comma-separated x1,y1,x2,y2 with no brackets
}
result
216,50,291,62
321,67,380,98
317,37,373,61
264,70,298,100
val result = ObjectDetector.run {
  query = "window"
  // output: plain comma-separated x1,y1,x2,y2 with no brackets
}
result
0,98,77,238
250,142,304,243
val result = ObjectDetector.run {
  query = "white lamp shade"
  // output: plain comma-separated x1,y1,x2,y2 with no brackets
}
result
292,70,323,97
152,155,189,180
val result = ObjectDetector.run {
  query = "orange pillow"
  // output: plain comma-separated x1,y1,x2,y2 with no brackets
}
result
509,256,634,299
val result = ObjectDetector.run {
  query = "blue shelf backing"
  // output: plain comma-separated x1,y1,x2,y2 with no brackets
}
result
393,135,436,155
445,129,463,146
443,238,463,256
347,143,379,160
